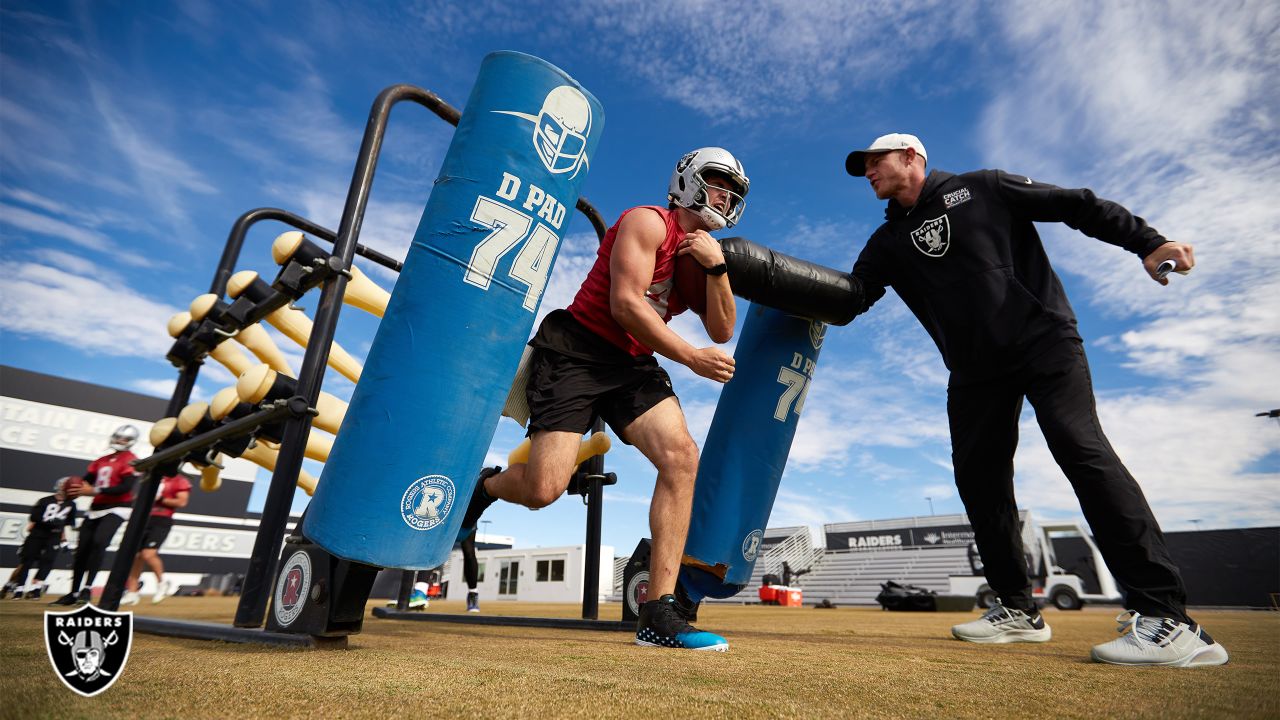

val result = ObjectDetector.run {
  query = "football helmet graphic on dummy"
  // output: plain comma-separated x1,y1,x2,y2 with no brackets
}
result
668,147,749,230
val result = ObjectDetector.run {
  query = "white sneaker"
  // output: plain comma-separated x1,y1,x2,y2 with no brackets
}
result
120,591,141,606
1091,611,1229,667
952,603,1052,644
152,580,171,604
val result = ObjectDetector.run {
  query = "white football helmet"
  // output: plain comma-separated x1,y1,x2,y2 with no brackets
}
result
667,147,749,230
109,424,139,451
533,85,593,177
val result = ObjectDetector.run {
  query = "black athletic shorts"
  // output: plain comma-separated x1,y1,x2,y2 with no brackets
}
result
526,310,677,442
19,534,59,564
141,517,174,550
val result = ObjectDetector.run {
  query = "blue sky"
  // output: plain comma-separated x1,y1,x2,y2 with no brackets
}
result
2,1,1277,555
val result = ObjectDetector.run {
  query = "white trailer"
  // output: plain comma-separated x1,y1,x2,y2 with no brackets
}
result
949,518,1122,610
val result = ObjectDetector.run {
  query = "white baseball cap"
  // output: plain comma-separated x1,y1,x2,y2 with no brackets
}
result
845,133,927,176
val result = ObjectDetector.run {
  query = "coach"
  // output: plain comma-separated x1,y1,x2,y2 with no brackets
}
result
839,133,1226,667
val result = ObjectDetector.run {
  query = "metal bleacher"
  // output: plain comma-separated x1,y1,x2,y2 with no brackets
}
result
609,522,978,607
798,545,973,606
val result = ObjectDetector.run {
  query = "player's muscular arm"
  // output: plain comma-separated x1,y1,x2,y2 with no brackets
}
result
610,211,735,383
678,229,735,343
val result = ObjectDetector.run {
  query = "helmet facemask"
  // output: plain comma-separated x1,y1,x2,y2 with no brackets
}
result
691,170,747,230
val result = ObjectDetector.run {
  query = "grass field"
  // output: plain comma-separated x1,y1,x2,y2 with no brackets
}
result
1,598,1276,719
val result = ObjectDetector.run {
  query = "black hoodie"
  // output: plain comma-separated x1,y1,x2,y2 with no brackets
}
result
849,169,1167,383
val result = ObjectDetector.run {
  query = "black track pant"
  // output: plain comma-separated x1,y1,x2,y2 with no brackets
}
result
460,533,478,589
947,338,1189,623
71,513,126,594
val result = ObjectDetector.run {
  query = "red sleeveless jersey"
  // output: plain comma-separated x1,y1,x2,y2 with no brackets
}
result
86,450,138,508
151,474,192,518
567,206,691,356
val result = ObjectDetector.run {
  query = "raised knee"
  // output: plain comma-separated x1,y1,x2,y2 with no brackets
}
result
655,437,699,480
522,470,566,508
525,484,563,509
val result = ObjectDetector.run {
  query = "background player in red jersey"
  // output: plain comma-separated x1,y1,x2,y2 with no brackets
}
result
51,425,141,606
459,148,747,651
120,473,190,605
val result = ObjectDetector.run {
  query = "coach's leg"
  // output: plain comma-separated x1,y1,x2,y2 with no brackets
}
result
622,397,699,598
948,377,1035,612
1027,340,1189,623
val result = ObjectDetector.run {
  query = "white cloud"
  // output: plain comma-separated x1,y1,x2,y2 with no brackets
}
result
973,0,1280,529
590,0,980,122
767,487,861,528
84,78,218,238
0,202,112,252
0,201,156,268
0,261,177,358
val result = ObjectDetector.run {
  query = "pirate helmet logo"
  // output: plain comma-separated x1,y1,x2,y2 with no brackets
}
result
910,214,951,257
45,604,133,697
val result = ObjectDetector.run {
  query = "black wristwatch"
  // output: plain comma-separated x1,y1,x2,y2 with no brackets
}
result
702,262,728,276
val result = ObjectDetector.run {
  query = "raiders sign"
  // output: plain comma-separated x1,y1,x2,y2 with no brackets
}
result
911,214,950,257
45,604,133,697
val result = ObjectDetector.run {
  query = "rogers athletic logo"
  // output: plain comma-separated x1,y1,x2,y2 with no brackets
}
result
626,570,650,617
742,529,764,562
273,550,311,627
45,604,133,697
401,475,456,531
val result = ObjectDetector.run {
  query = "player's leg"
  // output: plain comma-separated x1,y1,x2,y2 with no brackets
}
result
54,516,101,604
619,391,726,652
122,554,145,605
460,531,481,612
485,431,583,508
80,514,126,599
2,560,26,598
621,397,698,599
460,345,598,533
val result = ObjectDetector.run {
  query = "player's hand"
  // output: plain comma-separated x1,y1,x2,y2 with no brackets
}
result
677,230,725,269
688,346,735,383
1143,242,1194,286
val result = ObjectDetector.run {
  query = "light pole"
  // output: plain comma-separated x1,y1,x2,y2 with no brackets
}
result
926,497,935,516
479,519,492,543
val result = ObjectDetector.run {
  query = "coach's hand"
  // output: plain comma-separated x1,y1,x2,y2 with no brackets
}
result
1144,241,1195,286
688,346,736,383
